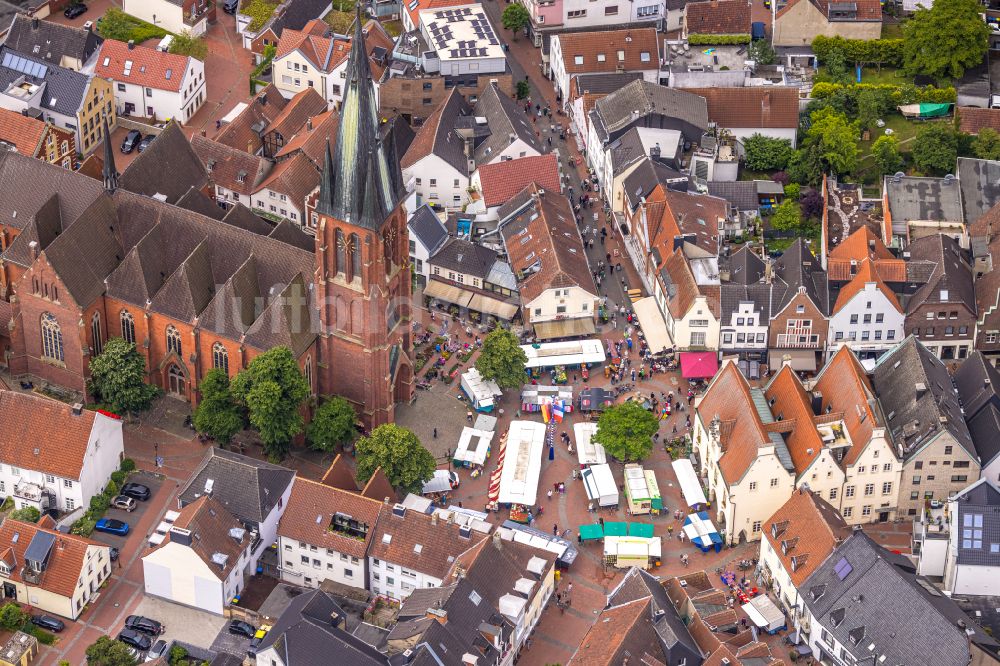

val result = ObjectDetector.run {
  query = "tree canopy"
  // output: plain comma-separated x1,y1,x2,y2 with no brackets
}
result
7,507,40,523
972,128,1000,161
501,4,530,37
168,31,208,60
475,327,528,389
743,134,794,172
770,199,802,232
86,636,138,666
872,134,904,176
307,397,356,452
912,123,959,175
355,424,436,494
805,108,860,176
0,603,26,631
903,0,989,79
748,38,775,66
193,369,243,444
231,347,310,461
88,338,159,416
593,401,659,462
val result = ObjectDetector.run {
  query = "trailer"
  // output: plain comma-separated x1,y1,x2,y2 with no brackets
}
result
581,463,618,507
461,368,503,412
623,464,661,515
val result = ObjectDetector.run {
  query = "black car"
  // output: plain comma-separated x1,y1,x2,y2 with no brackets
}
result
31,615,65,632
125,615,163,636
121,482,151,501
109,547,119,562
228,620,256,638
118,628,152,651
64,3,88,19
137,135,156,153
121,130,142,154
223,0,240,13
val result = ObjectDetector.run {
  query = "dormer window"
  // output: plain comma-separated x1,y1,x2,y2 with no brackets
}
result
0,562,9,576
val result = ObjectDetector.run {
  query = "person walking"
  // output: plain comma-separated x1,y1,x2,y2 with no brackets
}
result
433,428,437,439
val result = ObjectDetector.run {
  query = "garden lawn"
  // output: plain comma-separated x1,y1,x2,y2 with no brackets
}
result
242,0,280,32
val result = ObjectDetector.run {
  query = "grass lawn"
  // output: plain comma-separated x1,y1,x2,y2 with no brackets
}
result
97,8,171,44
242,0,280,33
880,21,906,39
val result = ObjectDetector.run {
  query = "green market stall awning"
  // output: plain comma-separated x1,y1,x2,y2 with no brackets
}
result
898,103,953,119
579,523,604,541
629,522,655,538
651,497,664,511
603,521,628,537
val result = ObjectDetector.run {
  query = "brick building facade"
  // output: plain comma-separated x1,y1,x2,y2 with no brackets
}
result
379,73,514,125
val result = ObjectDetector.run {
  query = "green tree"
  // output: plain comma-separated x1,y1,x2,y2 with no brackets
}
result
856,88,881,130
307,397,356,452
7,507,41,523
168,31,208,60
872,134,904,175
516,80,531,100
88,338,158,416
0,603,27,630
912,123,959,175
85,636,138,666
784,183,801,201
475,327,528,389
593,401,659,462
770,199,802,232
355,424,436,494
231,347,310,461
972,128,1000,160
743,134,794,172
169,646,189,666
501,3,530,39
903,0,989,79
748,38,775,66
792,108,859,183
193,369,243,444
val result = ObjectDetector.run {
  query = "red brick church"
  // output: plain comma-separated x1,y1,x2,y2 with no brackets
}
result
0,17,413,428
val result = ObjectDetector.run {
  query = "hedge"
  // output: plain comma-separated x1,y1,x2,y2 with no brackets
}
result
812,35,904,68
687,34,751,45
811,81,957,104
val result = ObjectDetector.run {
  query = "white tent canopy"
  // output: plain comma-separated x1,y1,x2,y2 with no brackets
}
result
604,536,662,569
422,469,455,494
574,422,606,466
497,421,546,506
742,595,786,631
581,463,618,507
521,339,607,368
633,296,672,355
672,459,707,508
455,427,494,466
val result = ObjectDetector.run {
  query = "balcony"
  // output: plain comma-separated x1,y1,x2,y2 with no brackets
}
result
13,481,44,505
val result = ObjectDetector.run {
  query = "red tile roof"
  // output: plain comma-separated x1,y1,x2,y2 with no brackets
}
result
573,597,653,666
476,154,561,207
776,0,880,20
959,107,1000,135
685,87,799,129
367,506,486,579
0,519,105,599
764,489,849,586
556,28,660,76
685,0,752,35
253,152,320,212
274,19,331,61
698,361,772,484
813,346,878,466
0,390,110,480
832,258,902,314
277,478,383,560
763,365,824,474
0,108,46,157
148,495,250,580
95,39,193,93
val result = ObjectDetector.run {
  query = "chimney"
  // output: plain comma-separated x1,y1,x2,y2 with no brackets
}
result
260,92,268,106
28,240,38,261
426,608,448,625
431,512,439,526
31,17,39,29
127,39,135,50
71,403,83,416
169,527,193,546
307,117,313,131
330,611,345,629
782,354,792,368
200,129,207,137
462,654,479,666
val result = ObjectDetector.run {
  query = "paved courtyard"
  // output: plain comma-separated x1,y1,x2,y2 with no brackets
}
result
130,595,228,651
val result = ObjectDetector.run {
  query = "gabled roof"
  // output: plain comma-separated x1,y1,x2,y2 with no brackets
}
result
954,350,1000,421
556,27,659,76
903,233,976,316
0,518,104,598
872,336,976,462
685,0,752,34
407,204,449,256
274,18,335,65
765,489,849,587
951,478,1000,567
277,478,382,560
367,505,486,579
591,80,709,142
0,390,110,480
472,83,541,164
95,39,193,93
401,87,471,173
574,597,663,665
216,85,289,153
831,259,901,314
5,14,102,67
685,86,799,129
0,106,46,156
812,346,879,466
773,238,829,315
253,150,319,209
967,404,1000,470
776,0,880,20
476,153,560,208
500,186,597,303
623,158,688,212
191,134,272,197
274,109,339,164
119,122,209,204
763,365,825,475
0,46,90,117
571,72,644,101
827,226,907,283
652,187,728,257
430,237,498,279
149,495,250,580
179,448,295,524
259,0,335,38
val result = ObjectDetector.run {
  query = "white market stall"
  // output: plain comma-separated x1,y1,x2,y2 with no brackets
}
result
632,296,673,355
671,459,708,509
742,595,787,634
453,427,494,475
581,463,618,507
521,339,607,369
496,421,547,507
461,368,503,412
604,536,662,570
574,422,606,466
623,464,662,515
422,469,458,495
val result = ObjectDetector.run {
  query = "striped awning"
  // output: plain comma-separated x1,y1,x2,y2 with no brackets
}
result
423,280,473,307
533,318,596,340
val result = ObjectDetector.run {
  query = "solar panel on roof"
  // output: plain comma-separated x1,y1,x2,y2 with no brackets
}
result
834,556,853,580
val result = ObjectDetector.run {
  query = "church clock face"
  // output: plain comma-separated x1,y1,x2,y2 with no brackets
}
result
383,227,396,244
338,235,355,253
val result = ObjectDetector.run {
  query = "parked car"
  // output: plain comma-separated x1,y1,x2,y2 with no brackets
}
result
109,547,120,562
112,495,137,512
248,626,270,656
125,615,164,636
118,628,152,652
64,3,88,19
223,0,240,13
121,482,151,501
137,135,156,153
31,615,65,632
228,620,256,638
146,639,168,662
121,130,142,154
95,518,130,536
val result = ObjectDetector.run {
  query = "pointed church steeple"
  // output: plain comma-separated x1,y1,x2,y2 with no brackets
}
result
102,118,118,194
316,6,401,229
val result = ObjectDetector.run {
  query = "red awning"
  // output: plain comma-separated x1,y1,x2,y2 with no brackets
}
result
681,352,718,379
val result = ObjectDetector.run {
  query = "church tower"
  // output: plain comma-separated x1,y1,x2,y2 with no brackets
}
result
315,9,413,428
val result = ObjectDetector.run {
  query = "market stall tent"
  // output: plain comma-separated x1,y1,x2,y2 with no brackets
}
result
574,422,606,466
633,296,673,354
604,536,662,569
623,464,661,515
578,387,613,412
581,463,618,507
521,339,607,369
671,459,708,508
742,594,787,633
579,523,604,542
682,511,723,553
496,421,547,506
454,427,494,467
461,368,503,412
422,469,458,495
680,352,718,379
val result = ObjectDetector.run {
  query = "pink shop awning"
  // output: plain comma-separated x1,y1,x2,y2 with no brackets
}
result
680,352,718,379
